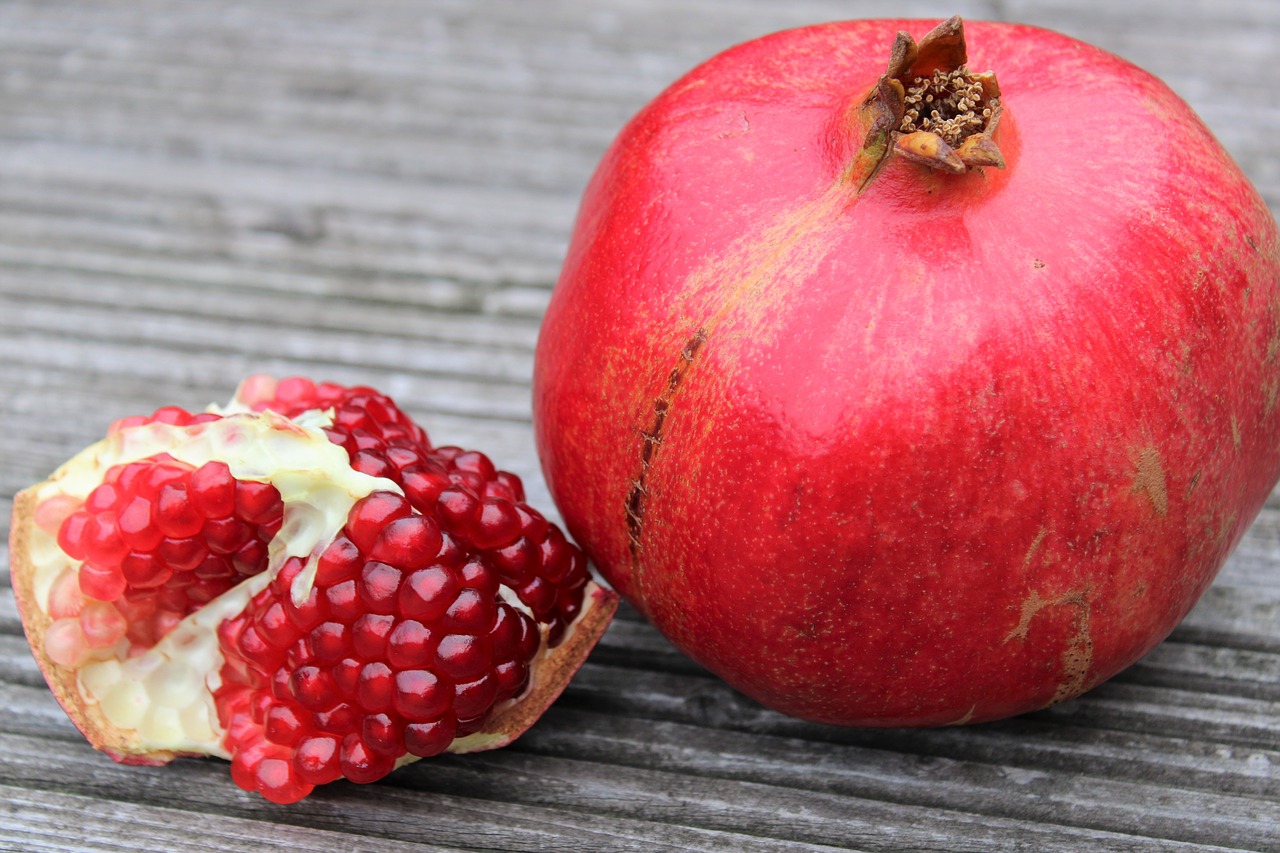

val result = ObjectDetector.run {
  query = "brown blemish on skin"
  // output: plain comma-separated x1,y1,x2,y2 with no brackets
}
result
1032,258,1045,270
945,705,977,726
1004,588,1094,705
626,328,707,563
1022,525,1049,570
1230,415,1242,449
1130,445,1168,517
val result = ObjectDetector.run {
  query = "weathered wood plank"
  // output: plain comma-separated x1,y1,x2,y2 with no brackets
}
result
0,784,464,853
0,0,1277,849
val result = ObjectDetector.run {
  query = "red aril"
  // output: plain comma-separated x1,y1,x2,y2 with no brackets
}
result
533,18,1280,725
10,375,616,801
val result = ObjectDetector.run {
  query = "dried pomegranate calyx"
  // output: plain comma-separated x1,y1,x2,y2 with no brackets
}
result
851,15,1005,185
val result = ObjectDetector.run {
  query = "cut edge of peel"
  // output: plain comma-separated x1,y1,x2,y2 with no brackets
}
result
9,434,619,771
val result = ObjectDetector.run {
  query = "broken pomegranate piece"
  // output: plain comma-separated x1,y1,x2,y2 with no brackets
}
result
8,376,617,803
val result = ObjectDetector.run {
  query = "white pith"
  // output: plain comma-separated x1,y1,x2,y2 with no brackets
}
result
26,394,557,764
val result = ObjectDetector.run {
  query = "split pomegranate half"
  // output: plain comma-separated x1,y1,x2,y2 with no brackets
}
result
9,376,617,803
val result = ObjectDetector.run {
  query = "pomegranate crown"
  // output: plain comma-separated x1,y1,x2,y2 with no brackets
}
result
852,16,1005,184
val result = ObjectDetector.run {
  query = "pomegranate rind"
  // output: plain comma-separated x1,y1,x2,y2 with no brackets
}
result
9,487,187,764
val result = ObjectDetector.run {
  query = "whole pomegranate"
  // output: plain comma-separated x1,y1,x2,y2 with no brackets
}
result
9,376,615,802
533,17,1280,726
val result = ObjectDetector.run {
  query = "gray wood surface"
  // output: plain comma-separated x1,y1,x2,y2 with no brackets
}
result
0,0,1277,849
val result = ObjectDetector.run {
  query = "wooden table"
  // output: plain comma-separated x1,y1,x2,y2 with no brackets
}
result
1,1,1276,850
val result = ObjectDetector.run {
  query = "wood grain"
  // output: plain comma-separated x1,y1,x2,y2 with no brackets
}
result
0,0,1277,850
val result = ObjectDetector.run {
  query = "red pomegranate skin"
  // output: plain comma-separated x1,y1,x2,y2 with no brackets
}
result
532,19,1280,726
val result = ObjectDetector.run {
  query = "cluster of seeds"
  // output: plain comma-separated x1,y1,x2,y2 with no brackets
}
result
52,453,283,661
46,377,591,803
214,442,591,802
898,67,994,147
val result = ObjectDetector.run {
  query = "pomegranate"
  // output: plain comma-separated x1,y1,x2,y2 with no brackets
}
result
9,376,616,802
533,17,1280,726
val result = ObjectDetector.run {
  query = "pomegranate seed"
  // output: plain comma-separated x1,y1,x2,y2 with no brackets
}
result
362,713,404,757
293,734,343,786
57,511,89,560
351,613,394,660
346,492,413,551
47,568,86,620
290,666,338,712
117,497,162,551
149,405,192,425
325,580,362,621
443,589,496,633
357,662,395,712
274,376,316,403
453,672,499,719
387,619,436,669
79,563,127,602
34,494,80,535
283,587,326,631
516,611,540,659
540,527,574,583
156,482,203,538
471,499,522,550
357,562,402,614
437,487,480,534
265,704,306,746
494,660,529,700
157,536,207,572
79,600,127,648
229,740,271,793
235,481,283,526
332,658,362,699
392,670,451,722
517,576,557,618
459,559,499,598
490,604,522,658
315,703,360,735
368,516,442,570
255,602,296,649
44,617,90,667
451,450,495,480
308,621,352,665
83,515,128,567
516,505,549,540
189,461,235,517
316,536,362,585
140,462,188,498
488,539,539,585
340,734,395,784
398,567,460,622
435,634,493,682
403,718,456,757
84,483,121,514
400,467,451,511
121,552,170,588
256,756,312,805
232,539,268,575
203,517,253,555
